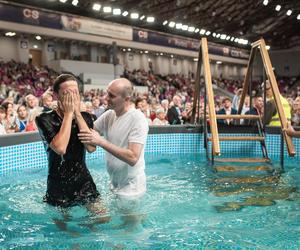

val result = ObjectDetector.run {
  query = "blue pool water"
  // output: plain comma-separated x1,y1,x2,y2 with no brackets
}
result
0,153,299,249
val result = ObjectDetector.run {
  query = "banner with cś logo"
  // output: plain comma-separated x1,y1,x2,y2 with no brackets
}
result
133,28,249,59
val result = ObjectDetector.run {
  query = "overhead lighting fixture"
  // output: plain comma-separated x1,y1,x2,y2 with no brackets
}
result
216,33,221,38
175,23,182,29
103,6,112,13
188,26,195,32
234,38,239,42
168,21,175,28
297,14,300,20
122,48,126,52
170,55,174,58
220,34,227,40
35,35,42,40
275,5,281,11
59,0,67,3
286,10,292,16
182,25,188,31
163,20,168,25
263,0,268,6
160,52,163,55
33,45,38,49
205,31,211,36
199,29,206,35
226,36,231,40
71,0,78,6
146,16,155,23
140,51,143,54
216,61,222,64
230,37,235,41
140,15,145,20
212,32,216,37
130,13,139,19
113,8,121,15
5,32,16,36
144,50,148,53
266,45,270,50
122,11,129,16
127,48,131,51
193,58,198,61
92,3,101,11
195,28,200,33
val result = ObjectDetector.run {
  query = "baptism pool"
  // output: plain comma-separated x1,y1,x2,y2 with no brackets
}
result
0,152,300,249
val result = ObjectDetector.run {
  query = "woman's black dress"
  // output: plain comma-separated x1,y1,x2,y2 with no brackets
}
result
36,110,99,207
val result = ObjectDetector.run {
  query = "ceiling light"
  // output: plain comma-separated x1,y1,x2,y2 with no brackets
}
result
216,61,222,64
182,25,188,31
171,55,174,58
146,16,155,23
35,35,42,40
199,29,206,35
127,48,131,51
230,37,235,41
140,15,145,20
216,33,221,38
195,28,199,33
59,0,67,3
168,21,175,28
176,23,182,29
286,10,292,16
5,32,16,36
103,6,112,13
266,45,270,50
188,26,195,32
193,58,198,61
163,20,168,25
71,0,78,6
212,32,216,37
113,8,121,15
263,0,268,6
122,48,126,52
122,11,128,16
220,34,227,40
144,50,148,53
226,36,231,40
297,14,300,20
205,31,211,36
33,45,38,49
234,38,239,42
92,3,101,11
130,13,139,19
275,5,281,11
140,51,143,54
160,52,163,55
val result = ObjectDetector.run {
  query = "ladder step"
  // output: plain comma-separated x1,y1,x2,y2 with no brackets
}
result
208,136,264,141
214,158,270,163
215,165,273,172
213,175,279,184
215,114,260,120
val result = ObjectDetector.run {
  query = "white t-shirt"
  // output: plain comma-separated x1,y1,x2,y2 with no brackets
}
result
0,123,6,135
94,108,149,198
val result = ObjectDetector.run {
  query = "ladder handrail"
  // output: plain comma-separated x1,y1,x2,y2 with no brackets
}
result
201,38,220,156
258,39,295,157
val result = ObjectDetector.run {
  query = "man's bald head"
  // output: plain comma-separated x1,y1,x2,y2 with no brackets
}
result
109,78,133,98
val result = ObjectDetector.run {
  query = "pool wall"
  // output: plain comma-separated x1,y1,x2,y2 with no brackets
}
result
1,125,300,175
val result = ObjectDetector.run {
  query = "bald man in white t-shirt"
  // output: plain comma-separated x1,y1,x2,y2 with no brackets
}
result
78,78,149,198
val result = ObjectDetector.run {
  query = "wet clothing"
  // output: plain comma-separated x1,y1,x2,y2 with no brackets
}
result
94,108,148,198
36,110,99,207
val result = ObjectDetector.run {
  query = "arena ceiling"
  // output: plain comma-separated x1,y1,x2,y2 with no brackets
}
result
6,0,300,50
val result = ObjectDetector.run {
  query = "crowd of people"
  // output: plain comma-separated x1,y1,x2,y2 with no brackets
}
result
0,60,300,136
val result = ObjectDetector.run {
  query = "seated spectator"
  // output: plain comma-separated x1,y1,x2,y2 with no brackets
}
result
152,108,169,125
0,106,7,135
1,102,18,133
85,101,97,121
25,94,38,114
91,96,105,118
41,89,53,112
16,104,28,132
216,97,237,125
25,107,43,132
167,95,183,125
243,96,264,125
291,97,300,126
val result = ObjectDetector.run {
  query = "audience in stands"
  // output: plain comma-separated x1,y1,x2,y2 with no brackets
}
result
1,60,300,135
